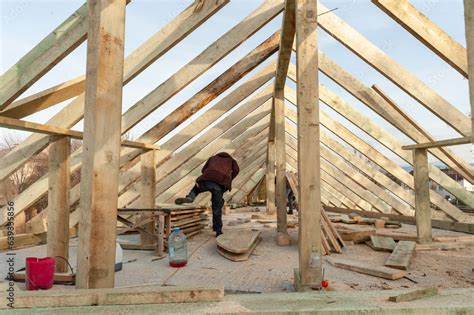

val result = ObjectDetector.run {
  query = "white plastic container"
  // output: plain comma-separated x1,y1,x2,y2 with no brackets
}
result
115,243,123,271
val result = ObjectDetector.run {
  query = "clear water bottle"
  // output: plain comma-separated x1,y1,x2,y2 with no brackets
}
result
168,227,187,268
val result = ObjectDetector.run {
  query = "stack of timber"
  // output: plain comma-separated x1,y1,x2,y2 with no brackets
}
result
216,229,261,261
167,207,209,239
286,172,345,255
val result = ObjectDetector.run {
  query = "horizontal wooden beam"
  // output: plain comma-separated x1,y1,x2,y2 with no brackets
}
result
402,137,471,150
0,116,160,151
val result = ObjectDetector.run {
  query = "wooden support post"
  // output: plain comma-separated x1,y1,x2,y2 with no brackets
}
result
413,149,432,244
272,0,295,233
266,141,276,214
140,149,156,245
465,0,474,143
47,135,71,273
275,90,289,245
295,0,322,289
76,0,126,289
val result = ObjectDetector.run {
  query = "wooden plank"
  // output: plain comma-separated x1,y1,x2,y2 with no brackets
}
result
335,226,375,243
138,31,280,144
76,0,126,289
388,287,438,303
385,241,416,270
216,230,261,254
316,2,470,136
313,52,474,186
1,77,85,119
286,81,474,217
0,115,161,150
413,149,432,244
372,0,467,77
148,102,272,204
0,233,47,250
327,257,406,280
46,135,71,273
321,208,345,247
325,206,474,234
140,150,156,245
403,137,470,150
295,0,322,288
0,286,224,309
217,237,261,262
369,235,396,252
0,3,89,109
274,90,289,244
465,0,474,144
13,272,75,285
266,141,277,214
285,90,414,216
274,0,296,90
122,0,283,133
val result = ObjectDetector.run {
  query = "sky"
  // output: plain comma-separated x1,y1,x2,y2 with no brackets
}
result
0,0,472,167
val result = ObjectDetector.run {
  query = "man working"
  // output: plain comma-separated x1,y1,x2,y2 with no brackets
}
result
175,152,239,237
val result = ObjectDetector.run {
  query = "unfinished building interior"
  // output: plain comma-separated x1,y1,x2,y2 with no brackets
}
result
0,0,473,313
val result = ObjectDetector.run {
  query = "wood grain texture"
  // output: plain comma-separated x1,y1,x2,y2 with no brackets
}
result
295,0,322,287
46,135,71,273
413,149,432,244
327,257,406,280
373,0,467,77
385,241,416,270
76,0,126,289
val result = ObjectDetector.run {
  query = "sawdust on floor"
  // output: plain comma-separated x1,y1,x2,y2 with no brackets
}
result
1,206,473,293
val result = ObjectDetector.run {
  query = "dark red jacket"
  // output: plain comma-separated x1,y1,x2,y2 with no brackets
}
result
197,152,239,191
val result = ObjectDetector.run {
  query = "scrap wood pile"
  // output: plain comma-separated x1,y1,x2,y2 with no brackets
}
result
167,207,209,239
286,172,345,255
326,211,416,279
328,210,474,281
216,229,261,262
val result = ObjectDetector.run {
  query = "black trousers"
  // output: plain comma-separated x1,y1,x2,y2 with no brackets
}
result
187,180,225,233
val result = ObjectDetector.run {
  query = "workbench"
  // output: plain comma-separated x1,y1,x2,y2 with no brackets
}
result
117,205,207,257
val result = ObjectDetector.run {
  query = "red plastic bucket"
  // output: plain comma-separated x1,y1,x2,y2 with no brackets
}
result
25,257,55,290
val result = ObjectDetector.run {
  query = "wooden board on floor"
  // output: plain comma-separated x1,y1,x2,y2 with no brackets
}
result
415,242,471,251
388,287,438,302
119,243,156,251
385,241,416,271
335,225,375,243
217,236,261,262
376,230,418,242
216,229,261,254
0,285,224,309
369,235,396,252
327,257,406,280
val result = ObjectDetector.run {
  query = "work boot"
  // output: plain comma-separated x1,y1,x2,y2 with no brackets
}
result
175,196,194,205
